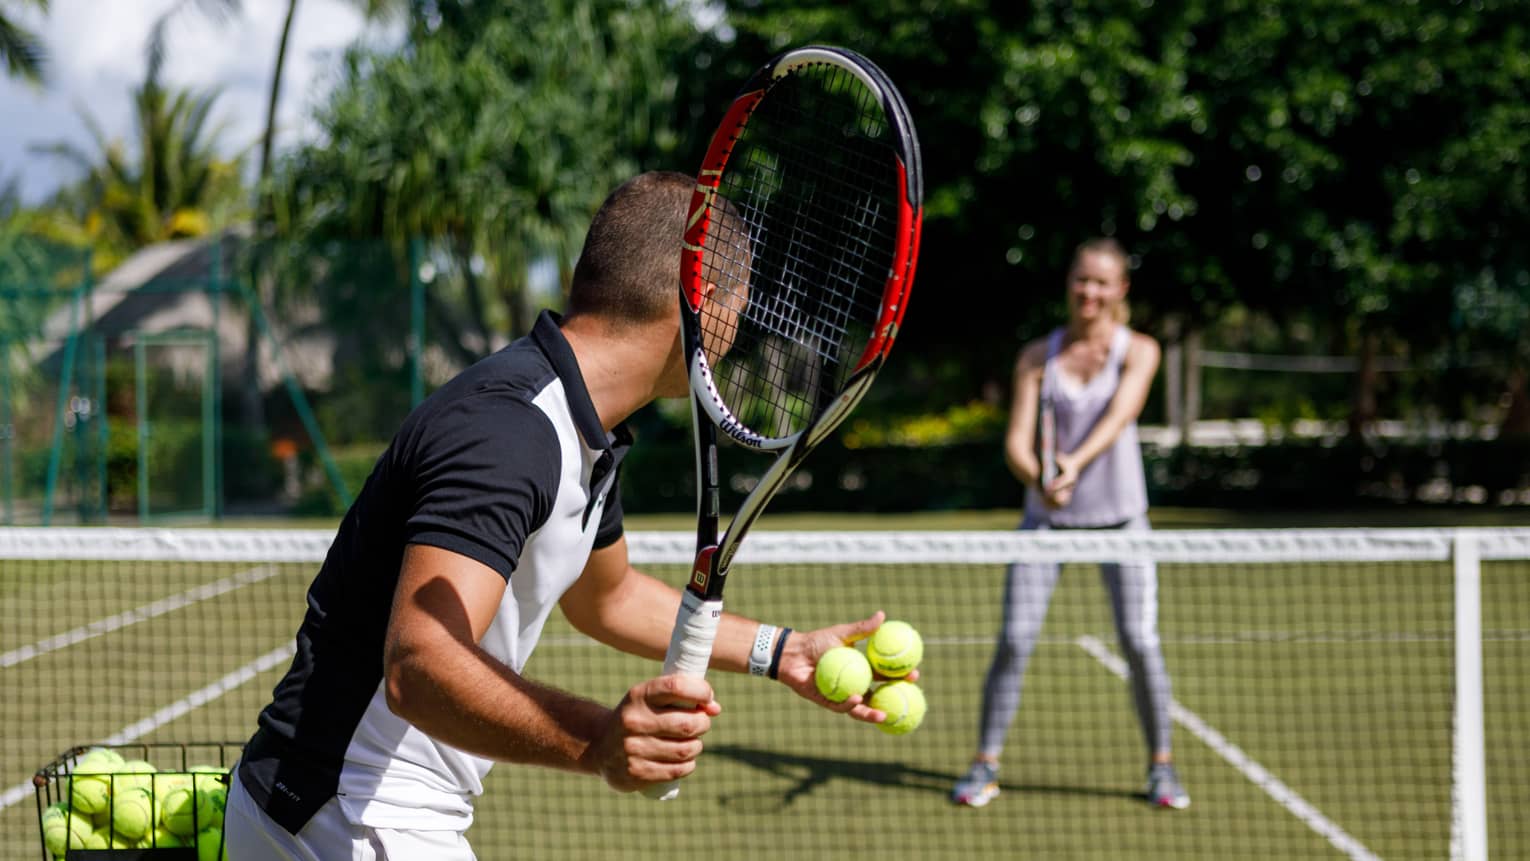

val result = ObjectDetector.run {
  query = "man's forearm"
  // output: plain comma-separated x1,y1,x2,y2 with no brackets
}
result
387,633,611,774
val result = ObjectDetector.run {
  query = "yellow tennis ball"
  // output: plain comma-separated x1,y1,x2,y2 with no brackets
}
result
869,680,927,735
116,760,157,793
159,785,216,837
191,773,228,830
112,786,156,841
814,646,873,702
866,620,924,678
76,747,124,771
90,825,135,848
195,826,227,861
41,803,91,857
70,771,113,816
146,825,187,848
154,772,191,798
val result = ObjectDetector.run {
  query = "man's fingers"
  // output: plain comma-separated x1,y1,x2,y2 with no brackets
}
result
640,675,717,712
840,610,887,645
626,735,706,765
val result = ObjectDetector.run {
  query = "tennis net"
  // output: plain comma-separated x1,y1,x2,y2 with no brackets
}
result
1,527,1526,860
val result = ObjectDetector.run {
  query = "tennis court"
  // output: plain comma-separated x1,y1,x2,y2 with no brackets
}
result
2,528,1526,859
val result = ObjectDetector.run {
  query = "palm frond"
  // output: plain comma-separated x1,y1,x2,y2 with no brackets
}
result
0,14,47,83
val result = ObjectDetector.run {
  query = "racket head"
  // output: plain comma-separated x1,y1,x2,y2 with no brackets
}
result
680,46,923,452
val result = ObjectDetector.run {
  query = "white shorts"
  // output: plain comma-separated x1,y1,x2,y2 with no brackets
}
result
225,771,476,861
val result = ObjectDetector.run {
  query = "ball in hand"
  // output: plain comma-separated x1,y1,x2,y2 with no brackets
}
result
866,620,923,678
814,646,873,703
869,680,926,735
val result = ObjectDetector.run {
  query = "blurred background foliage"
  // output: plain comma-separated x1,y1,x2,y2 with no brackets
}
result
4,0,1530,515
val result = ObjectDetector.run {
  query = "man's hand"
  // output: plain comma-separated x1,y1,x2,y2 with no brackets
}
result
583,675,720,793
773,610,921,725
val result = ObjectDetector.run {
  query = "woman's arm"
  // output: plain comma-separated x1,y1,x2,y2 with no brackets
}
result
1056,332,1160,476
1002,340,1049,488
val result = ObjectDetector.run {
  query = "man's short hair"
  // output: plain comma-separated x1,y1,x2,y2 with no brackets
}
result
568,171,695,324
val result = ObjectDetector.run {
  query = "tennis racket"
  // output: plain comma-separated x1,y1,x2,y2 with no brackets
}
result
1040,397,1058,488
650,45,922,800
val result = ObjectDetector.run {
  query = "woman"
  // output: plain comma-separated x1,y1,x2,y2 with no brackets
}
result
950,238,1188,810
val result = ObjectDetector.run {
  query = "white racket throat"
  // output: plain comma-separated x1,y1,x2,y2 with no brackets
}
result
689,350,801,451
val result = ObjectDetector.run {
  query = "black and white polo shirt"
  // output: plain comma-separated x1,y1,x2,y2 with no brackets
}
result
237,310,631,834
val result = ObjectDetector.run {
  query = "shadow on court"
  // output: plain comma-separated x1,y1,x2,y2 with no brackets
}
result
707,744,1141,811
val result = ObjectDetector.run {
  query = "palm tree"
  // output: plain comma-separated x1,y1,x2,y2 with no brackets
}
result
31,64,245,271
0,0,47,82
144,0,402,224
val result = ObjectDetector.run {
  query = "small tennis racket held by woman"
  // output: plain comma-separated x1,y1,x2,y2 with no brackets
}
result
649,45,923,800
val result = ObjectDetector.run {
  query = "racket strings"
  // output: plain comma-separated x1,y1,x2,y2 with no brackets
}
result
699,62,901,440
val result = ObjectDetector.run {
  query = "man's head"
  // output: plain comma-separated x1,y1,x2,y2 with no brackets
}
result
567,171,695,326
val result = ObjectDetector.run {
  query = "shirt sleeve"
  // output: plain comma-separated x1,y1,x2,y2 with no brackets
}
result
402,395,561,580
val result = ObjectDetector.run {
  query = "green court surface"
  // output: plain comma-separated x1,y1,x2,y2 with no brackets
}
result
2,544,1526,859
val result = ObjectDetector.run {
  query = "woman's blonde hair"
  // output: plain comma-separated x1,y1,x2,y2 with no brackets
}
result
1071,237,1131,324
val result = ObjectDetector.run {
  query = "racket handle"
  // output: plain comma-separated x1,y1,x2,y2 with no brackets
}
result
643,589,724,801
1040,402,1058,485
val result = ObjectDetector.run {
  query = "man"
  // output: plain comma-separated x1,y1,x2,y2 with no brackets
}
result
224,171,895,859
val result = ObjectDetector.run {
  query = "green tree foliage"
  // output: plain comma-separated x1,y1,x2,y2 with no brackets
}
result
272,0,696,368
710,1,1530,427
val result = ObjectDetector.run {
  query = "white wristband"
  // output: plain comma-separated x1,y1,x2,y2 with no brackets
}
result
748,624,778,677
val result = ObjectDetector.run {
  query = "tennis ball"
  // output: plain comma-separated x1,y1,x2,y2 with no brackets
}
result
76,747,124,771
83,826,110,849
195,826,227,861
866,620,924,678
112,786,156,841
70,771,113,816
160,785,216,837
116,759,157,792
869,680,927,735
814,646,873,702
146,825,187,848
41,803,91,857
90,825,135,848
189,770,228,828
154,772,191,798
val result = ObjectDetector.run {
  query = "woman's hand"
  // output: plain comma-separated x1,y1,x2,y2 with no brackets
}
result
1044,452,1080,509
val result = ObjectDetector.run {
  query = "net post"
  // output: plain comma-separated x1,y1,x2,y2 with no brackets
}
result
1449,529,1487,861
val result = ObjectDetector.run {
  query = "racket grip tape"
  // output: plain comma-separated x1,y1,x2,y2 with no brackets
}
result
644,589,724,801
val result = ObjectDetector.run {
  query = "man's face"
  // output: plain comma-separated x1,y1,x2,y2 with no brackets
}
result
700,275,750,366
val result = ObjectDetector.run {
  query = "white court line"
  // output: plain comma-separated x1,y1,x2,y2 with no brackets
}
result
1076,635,1382,861
0,644,294,812
0,565,282,668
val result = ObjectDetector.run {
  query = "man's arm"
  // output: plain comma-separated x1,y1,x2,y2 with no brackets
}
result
561,537,907,723
383,543,719,792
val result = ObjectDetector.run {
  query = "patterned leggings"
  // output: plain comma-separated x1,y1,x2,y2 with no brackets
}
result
975,513,1174,759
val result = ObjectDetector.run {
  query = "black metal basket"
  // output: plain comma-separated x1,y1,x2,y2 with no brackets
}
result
33,741,242,860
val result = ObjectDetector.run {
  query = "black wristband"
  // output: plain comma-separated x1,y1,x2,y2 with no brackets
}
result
767,627,792,680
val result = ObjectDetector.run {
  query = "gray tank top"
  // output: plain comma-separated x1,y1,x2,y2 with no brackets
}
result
1023,325,1149,527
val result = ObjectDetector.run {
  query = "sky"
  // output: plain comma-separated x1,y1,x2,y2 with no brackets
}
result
0,0,402,204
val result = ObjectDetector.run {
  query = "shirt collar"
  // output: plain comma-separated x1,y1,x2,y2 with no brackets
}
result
530,309,628,455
